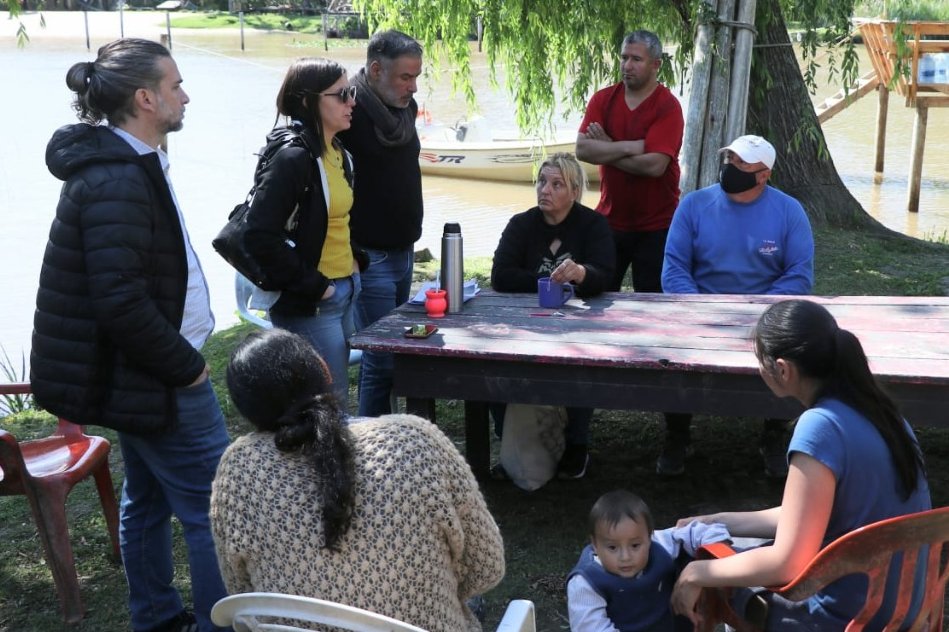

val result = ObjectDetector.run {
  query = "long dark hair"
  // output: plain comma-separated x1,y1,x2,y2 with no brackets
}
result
227,328,356,550
275,57,345,157
753,299,925,498
65,38,170,126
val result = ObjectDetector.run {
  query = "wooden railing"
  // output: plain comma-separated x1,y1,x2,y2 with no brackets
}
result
857,20,949,107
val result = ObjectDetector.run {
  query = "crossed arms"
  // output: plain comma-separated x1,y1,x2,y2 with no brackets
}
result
576,122,671,178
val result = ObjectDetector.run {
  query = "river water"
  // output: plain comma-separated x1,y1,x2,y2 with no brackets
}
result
1,11,948,365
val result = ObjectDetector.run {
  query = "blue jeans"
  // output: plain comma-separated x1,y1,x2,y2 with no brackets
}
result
271,274,358,407
118,379,231,632
354,247,413,416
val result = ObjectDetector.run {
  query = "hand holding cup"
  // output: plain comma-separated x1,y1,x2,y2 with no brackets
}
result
538,277,575,308
550,258,586,285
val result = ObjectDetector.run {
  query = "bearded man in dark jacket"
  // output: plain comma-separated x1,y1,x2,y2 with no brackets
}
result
31,39,230,632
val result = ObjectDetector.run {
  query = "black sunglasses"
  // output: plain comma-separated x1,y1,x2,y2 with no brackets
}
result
319,86,357,103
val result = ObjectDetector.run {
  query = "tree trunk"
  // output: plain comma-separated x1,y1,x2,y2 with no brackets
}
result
746,0,889,232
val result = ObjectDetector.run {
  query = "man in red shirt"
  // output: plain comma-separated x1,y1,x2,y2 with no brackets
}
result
576,29,683,292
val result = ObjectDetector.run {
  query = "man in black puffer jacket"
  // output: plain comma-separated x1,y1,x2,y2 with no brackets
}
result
31,39,230,632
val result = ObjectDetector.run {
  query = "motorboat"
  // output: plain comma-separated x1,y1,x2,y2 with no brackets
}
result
417,115,599,183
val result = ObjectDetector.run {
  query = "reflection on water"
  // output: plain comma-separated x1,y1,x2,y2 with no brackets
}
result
1,13,948,363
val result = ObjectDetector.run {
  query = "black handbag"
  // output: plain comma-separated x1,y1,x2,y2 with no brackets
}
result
212,195,276,290
212,134,309,291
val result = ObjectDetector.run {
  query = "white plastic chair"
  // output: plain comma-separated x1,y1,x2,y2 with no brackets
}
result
211,593,537,632
235,273,273,330
235,273,362,366
495,599,536,632
210,592,427,631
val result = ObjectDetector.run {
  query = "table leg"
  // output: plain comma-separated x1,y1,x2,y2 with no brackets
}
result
464,401,490,480
405,397,436,421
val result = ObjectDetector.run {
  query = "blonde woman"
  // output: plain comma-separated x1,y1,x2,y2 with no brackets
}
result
490,153,615,479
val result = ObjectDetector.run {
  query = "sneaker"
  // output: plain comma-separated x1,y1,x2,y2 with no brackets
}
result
147,610,198,632
557,444,590,479
760,425,789,479
656,436,692,476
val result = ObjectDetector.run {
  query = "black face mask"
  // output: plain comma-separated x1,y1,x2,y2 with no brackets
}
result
719,163,765,194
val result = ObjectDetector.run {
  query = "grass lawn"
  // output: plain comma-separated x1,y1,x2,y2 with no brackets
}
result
170,12,323,32
2,224,948,630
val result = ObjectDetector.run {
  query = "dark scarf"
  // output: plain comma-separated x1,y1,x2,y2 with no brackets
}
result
352,68,418,148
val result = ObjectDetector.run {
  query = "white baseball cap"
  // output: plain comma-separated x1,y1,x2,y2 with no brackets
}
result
719,135,776,169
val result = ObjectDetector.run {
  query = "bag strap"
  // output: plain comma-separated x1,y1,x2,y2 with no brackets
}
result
246,131,309,201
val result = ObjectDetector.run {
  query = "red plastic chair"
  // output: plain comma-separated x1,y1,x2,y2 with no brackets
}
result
694,506,949,632
0,382,120,623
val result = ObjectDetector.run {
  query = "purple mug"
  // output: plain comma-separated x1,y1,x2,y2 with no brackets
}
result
537,277,574,308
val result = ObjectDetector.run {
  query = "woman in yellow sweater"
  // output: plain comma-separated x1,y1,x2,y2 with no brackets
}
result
243,58,367,406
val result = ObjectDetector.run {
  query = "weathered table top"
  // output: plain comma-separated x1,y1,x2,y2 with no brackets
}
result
351,292,949,475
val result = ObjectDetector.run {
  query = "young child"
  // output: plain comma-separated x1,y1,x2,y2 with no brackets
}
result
567,490,730,632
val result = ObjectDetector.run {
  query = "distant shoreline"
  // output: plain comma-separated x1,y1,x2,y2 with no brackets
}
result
3,9,167,39
2,9,351,40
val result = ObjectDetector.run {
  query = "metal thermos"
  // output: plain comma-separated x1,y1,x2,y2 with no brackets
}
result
440,222,464,313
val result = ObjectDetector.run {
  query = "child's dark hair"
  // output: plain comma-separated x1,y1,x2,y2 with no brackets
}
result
226,328,356,551
754,299,925,498
588,489,654,537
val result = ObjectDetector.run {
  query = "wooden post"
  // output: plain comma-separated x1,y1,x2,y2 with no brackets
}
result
165,11,172,50
119,4,124,38
724,0,757,144
322,13,328,52
680,0,717,195
83,10,90,51
239,11,245,51
698,0,736,188
906,103,927,213
873,83,889,183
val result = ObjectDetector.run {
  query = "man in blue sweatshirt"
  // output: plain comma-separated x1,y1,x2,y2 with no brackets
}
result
658,134,814,477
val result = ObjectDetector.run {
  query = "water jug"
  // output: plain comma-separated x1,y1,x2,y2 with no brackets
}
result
918,54,936,84
440,222,464,313
934,52,949,85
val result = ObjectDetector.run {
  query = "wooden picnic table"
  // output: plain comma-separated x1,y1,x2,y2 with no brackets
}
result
350,292,949,477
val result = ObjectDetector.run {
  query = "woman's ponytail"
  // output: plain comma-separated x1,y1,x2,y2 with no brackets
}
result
755,300,925,498
227,329,357,550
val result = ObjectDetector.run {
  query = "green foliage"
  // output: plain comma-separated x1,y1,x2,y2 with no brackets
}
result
353,0,690,133
171,11,325,32
781,0,860,99
854,0,949,21
414,255,493,288
5,0,39,48
921,229,949,245
0,346,32,416
347,0,886,137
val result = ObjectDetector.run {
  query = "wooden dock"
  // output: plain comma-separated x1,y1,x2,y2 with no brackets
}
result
854,20,949,213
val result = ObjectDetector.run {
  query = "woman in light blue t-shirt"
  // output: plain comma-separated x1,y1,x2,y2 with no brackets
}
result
670,299,930,631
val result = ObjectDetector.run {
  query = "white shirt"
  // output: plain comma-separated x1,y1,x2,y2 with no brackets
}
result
110,126,215,350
